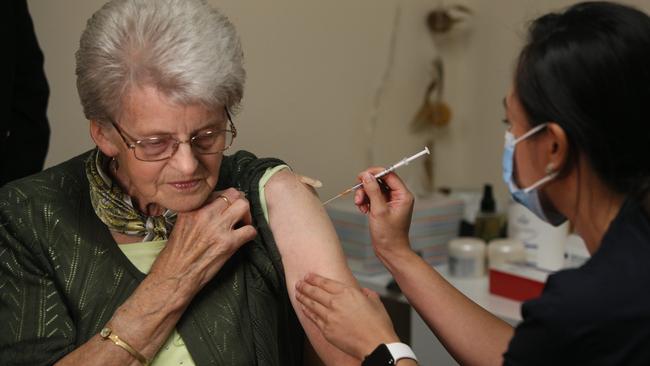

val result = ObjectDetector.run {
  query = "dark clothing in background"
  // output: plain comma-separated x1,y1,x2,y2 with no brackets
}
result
0,0,50,187
503,198,650,365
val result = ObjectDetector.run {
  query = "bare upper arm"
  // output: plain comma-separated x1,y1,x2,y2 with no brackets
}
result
265,169,359,365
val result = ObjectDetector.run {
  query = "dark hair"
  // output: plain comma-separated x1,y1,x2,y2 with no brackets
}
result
515,1,650,198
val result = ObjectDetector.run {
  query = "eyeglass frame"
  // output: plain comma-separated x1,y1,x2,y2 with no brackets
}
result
109,107,237,162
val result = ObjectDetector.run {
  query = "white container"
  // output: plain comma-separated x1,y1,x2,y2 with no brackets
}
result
564,233,591,268
448,237,486,277
507,201,569,271
488,239,526,268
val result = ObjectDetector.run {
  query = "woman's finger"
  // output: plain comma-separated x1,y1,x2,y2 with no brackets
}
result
205,192,232,212
220,198,252,228
232,225,257,245
206,188,244,211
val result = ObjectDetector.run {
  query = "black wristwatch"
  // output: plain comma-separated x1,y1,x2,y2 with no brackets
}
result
362,343,418,366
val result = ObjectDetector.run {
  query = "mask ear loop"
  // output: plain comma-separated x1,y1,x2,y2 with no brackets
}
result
522,171,558,194
514,123,556,193
513,123,548,145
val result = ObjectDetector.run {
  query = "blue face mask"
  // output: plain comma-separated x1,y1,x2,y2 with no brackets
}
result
502,123,567,226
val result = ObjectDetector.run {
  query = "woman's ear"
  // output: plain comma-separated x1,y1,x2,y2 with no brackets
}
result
546,122,569,174
89,120,120,157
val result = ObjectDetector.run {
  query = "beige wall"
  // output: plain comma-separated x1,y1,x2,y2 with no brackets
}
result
28,0,650,208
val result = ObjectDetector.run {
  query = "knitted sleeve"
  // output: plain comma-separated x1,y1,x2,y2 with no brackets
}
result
0,184,76,366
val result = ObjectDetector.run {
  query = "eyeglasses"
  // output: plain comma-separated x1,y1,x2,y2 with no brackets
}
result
110,108,237,162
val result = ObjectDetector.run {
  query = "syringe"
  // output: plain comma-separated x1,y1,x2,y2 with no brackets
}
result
322,146,430,206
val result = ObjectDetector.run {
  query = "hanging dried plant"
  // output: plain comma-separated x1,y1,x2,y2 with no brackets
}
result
426,4,472,35
411,3,472,194
411,59,451,133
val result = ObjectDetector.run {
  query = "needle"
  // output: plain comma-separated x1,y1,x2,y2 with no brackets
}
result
322,146,430,205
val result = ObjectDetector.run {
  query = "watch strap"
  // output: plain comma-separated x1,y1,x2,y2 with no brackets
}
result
386,342,418,362
362,342,418,365
362,343,393,366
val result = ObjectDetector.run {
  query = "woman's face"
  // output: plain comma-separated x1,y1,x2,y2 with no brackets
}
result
504,88,548,189
108,86,225,214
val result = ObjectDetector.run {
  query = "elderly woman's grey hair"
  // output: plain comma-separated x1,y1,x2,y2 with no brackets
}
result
76,0,245,124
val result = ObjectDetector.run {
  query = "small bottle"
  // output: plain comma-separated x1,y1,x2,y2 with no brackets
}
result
487,238,526,268
474,184,502,243
448,237,487,277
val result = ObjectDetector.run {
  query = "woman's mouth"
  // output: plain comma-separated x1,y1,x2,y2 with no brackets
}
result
168,179,201,191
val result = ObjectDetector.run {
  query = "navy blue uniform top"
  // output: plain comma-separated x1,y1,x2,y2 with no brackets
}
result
503,198,650,365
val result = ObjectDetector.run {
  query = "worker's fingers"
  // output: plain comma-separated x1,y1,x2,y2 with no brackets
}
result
354,167,386,210
297,295,327,330
377,172,407,197
303,273,346,294
360,172,388,215
354,186,365,205
361,287,380,300
359,167,387,177
296,295,327,331
296,280,335,309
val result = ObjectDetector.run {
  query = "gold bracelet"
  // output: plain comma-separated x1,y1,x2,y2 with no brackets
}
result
100,327,151,366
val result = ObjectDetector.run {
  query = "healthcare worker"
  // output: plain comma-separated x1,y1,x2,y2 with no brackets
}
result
296,2,650,365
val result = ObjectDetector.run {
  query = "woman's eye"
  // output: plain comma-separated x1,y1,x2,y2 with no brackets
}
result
140,138,170,150
193,133,218,148
145,140,164,146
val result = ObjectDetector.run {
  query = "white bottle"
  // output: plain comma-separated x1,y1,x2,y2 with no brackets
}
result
448,237,486,277
564,233,590,268
507,201,569,271
488,238,526,268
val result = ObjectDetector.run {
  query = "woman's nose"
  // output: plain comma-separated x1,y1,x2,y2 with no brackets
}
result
169,142,199,174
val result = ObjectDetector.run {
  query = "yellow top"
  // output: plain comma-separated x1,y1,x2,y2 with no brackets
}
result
118,165,288,366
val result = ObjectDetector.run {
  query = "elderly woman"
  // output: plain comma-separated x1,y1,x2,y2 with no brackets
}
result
296,2,650,365
0,0,358,365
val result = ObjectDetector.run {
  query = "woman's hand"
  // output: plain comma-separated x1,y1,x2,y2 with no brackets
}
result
354,169,414,258
149,188,257,301
57,188,257,365
296,273,400,360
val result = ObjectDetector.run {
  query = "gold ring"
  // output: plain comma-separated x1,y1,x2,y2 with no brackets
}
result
217,195,231,207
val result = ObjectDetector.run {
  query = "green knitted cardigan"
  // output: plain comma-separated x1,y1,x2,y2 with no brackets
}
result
0,149,305,366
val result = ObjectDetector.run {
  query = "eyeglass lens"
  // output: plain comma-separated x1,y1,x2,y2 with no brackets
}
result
134,128,234,161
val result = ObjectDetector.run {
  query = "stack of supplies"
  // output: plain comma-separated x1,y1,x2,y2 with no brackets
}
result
327,196,464,276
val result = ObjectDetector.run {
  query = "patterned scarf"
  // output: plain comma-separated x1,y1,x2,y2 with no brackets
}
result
85,149,177,241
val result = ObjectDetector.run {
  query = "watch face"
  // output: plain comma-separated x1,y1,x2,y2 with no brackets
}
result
362,344,395,366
